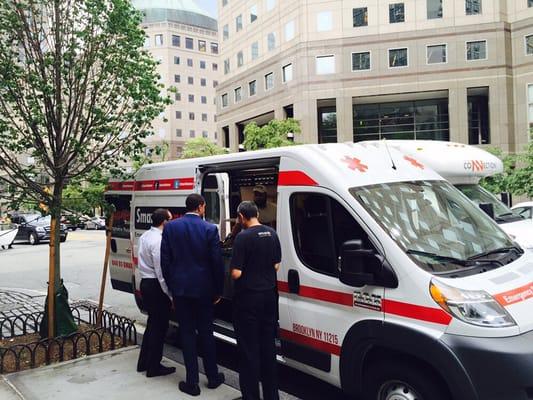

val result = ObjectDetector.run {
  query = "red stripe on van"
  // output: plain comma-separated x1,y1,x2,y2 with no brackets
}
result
107,181,135,191
382,299,452,325
278,171,318,186
277,281,451,326
134,178,195,191
279,328,341,356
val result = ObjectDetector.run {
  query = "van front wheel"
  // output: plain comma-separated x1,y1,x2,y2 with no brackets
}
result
363,361,449,400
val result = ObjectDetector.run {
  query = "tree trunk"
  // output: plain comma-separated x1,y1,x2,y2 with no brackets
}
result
47,184,63,338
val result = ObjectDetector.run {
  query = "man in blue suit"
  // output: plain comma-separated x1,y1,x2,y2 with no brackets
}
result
161,194,225,396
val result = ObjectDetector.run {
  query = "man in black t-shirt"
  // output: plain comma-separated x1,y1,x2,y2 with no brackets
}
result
231,201,281,400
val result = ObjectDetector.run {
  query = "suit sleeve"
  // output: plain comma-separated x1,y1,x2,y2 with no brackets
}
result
208,224,224,297
160,226,171,284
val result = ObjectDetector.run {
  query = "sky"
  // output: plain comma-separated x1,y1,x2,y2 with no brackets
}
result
195,0,218,18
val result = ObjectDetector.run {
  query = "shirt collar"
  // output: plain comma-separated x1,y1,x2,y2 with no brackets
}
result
150,226,163,235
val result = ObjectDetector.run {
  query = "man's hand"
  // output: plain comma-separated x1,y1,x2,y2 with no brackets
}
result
213,296,222,305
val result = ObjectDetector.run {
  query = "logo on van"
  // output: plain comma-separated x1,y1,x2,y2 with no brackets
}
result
341,156,368,173
464,160,497,172
353,291,382,311
135,206,186,230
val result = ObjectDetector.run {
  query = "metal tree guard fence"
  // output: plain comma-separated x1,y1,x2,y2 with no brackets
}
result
0,303,137,374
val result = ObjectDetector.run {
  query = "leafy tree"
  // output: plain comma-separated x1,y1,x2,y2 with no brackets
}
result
243,118,300,151
181,137,228,159
479,147,517,194
0,0,170,336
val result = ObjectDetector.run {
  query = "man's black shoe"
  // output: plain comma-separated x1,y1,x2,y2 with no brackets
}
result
136,365,146,373
206,372,225,389
179,381,200,396
146,365,176,378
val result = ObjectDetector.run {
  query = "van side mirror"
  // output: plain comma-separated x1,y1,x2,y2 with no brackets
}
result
479,202,495,220
338,240,398,288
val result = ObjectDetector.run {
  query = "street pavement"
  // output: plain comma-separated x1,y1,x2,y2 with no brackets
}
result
0,230,350,400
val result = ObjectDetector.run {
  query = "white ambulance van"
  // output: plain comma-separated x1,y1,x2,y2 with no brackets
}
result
106,142,533,400
381,140,533,251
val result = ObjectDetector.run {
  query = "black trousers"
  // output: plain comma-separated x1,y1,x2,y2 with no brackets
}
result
234,289,279,400
137,278,171,373
174,296,219,385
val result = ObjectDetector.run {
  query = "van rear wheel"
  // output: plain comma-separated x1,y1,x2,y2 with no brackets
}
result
363,361,449,400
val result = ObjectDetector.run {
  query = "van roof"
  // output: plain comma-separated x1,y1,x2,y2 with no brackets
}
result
376,140,503,185
110,143,443,194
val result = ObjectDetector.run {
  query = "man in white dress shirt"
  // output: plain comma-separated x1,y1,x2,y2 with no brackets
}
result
136,208,176,377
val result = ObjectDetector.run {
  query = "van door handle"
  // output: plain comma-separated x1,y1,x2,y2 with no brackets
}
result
288,269,300,294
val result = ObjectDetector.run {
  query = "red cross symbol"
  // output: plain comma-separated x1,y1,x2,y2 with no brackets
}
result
404,156,424,169
341,156,368,173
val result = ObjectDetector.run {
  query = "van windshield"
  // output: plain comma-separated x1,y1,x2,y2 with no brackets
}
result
351,181,519,274
455,184,523,223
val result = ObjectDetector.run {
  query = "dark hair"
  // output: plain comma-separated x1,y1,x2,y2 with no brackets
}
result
186,194,205,212
237,201,258,220
152,208,170,227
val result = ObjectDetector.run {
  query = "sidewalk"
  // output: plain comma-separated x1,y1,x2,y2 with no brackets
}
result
1,346,241,400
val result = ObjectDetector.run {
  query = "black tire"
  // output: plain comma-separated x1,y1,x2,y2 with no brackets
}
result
363,360,449,400
28,232,39,245
60,236,67,243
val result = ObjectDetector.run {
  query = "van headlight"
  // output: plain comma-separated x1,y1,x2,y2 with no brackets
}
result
430,279,516,328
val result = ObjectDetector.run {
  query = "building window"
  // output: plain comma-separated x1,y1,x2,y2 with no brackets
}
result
213,80,219,88
249,80,257,96
211,42,219,54
466,40,487,60
187,58,193,67
189,112,195,120
251,42,259,60
427,0,443,19
318,106,337,143
188,94,194,103
526,35,533,55
201,78,207,87
317,11,333,32
250,4,258,22
224,59,230,74
265,72,274,90
466,0,482,15
352,51,371,71
185,37,193,49
282,63,293,83
198,40,206,52
237,51,244,67
176,111,182,119
176,129,182,137
529,0,533,7
268,32,276,51
201,96,207,104
174,74,180,83
155,34,163,46
316,55,335,75
389,3,405,23
202,131,209,138
468,87,490,144
353,7,368,27
285,20,295,41
172,35,180,46
174,56,180,65
175,92,181,101
202,113,208,122
527,84,533,140
235,87,242,102
223,24,229,40
353,99,450,141
222,93,228,107
190,130,195,138
389,48,408,67
427,44,447,64
212,63,218,71
222,0,228,6
200,60,206,69
267,0,276,11
188,76,194,85
236,14,243,32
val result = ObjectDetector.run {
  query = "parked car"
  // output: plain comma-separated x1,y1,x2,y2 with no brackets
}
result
61,214,81,231
10,213,68,245
512,202,533,220
84,216,106,230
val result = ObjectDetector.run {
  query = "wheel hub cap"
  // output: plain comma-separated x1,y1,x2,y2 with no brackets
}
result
379,381,421,400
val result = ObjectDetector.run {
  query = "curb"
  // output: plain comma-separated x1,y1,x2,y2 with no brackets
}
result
1,375,25,400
